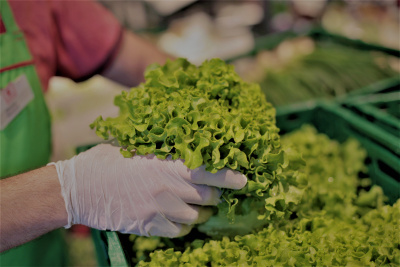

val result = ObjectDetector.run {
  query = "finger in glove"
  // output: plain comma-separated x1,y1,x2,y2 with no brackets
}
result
155,191,214,224
177,164,248,189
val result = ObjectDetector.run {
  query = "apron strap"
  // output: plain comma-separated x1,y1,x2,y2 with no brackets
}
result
0,1,21,33
0,1,33,70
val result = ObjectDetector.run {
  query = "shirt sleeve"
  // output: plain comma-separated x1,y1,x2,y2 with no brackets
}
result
51,0,123,81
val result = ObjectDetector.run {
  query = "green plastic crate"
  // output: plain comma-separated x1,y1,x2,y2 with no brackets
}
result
276,101,399,204
228,28,400,108
342,92,400,140
308,28,400,58
343,76,400,98
337,79,400,156
88,101,400,266
228,27,400,63
91,230,128,266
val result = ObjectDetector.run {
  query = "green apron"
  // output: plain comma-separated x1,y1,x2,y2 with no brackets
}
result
0,1,67,265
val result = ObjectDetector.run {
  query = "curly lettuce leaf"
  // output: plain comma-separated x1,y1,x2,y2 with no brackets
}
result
139,200,400,267
91,58,306,229
137,126,400,266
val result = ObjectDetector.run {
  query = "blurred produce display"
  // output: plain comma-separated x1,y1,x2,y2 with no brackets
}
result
269,1,399,49
99,0,398,65
127,125,399,266
233,36,399,106
99,0,265,64
155,2,263,65
322,1,399,50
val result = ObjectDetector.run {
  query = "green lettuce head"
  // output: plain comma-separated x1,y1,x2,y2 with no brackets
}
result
91,58,306,237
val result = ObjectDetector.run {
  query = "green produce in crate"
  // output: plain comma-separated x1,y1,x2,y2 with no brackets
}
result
91,58,307,235
235,37,399,106
133,126,400,266
139,202,399,266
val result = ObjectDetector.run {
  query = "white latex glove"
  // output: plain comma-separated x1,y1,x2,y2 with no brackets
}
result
49,144,247,238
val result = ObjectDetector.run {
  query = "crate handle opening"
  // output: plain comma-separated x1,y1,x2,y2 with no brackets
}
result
377,160,400,183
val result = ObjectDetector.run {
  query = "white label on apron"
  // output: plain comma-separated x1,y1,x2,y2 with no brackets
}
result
0,74,34,130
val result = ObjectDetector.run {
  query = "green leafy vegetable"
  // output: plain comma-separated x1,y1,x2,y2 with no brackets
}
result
133,126,400,266
91,58,306,230
139,201,400,267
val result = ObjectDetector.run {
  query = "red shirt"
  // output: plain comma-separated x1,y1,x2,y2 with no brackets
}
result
9,0,123,92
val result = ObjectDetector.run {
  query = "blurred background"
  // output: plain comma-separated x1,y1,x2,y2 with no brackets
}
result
46,1,399,265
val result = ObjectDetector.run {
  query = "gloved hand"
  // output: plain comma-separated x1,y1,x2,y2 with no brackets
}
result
49,144,247,238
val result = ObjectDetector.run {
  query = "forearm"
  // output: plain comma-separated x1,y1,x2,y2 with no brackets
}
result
102,29,173,87
0,165,67,252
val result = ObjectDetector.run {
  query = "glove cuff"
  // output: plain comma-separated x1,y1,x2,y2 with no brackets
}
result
47,161,73,229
